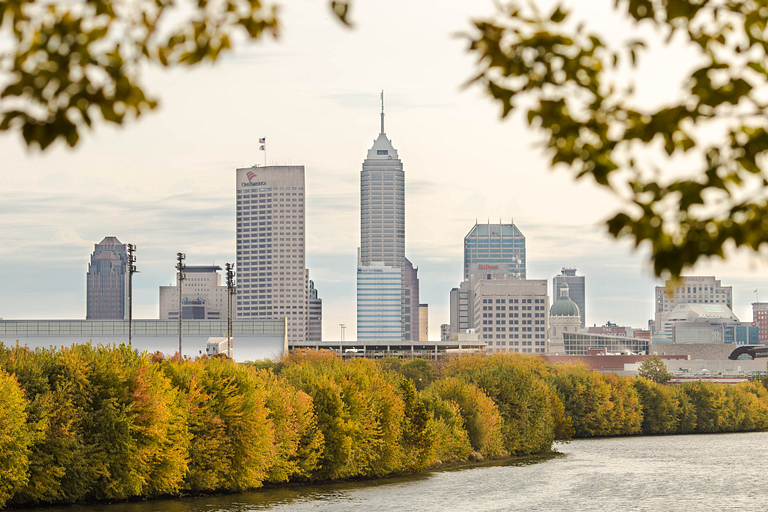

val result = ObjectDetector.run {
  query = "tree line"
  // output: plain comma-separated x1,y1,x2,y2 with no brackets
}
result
1,345,767,508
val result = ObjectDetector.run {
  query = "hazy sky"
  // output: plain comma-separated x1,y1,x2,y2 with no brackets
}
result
2,0,767,340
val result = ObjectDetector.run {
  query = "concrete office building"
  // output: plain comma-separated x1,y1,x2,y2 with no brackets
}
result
419,304,429,341
357,95,420,340
308,279,322,342
753,302,768,341
236,164,321,343
441,323,450,342
654,276,732,334
553,268,586,328
450,262,548,354
86,236,128,320
464,222,526,281
159,265,229,320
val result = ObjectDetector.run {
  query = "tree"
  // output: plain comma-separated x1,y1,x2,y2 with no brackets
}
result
467,0,768,278
0,0,350,149
638,355,672,384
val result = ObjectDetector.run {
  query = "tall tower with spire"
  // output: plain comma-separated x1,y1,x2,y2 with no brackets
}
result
357,92,419,341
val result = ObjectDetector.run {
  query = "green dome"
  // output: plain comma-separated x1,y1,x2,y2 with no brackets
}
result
550,284,580,317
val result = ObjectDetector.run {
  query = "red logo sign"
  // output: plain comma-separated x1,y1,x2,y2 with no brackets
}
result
246,171,257,181
479,264,498,270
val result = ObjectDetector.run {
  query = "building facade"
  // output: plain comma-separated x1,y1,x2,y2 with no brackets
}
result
86,236,128,320
464,222,526,281
236,164,320,343
548,283,581,355
654,276,733,334
159,265,229,320
440,323,450,342
308,280,322,342
563,332,649,356
553,268,586,328
356,96,419,340
0,319,286,362
357,262,402,341
419,304,429,341
753,302,768,341
450,262,548,354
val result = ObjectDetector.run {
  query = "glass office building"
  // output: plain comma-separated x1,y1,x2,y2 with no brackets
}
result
86,236,128,320
463,223,526,281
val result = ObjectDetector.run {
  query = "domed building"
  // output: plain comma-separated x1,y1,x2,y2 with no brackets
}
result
548,283,581,355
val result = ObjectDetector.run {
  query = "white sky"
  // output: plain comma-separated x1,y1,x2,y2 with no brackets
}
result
2,0,768,340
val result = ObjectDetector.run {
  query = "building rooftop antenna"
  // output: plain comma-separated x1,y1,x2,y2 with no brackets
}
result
380,90,385,134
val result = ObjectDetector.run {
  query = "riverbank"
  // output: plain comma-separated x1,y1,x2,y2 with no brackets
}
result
11,434,768,512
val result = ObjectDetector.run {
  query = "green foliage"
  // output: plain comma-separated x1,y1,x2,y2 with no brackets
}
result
0,0,350,149
0,344,189,504
632,378,680,434
457,360,560,455
4,344,768,509
419,391,472,463
400,359,435,391
467,0,768,278
398,378,436,471
281,356,403,480
260,370,323,483
638,356,672,384
162,357,274,492
0,368,31,508
423,377,504,458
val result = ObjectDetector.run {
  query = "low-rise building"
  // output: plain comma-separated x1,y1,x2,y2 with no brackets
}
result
0,319,286,361
159,266,229,320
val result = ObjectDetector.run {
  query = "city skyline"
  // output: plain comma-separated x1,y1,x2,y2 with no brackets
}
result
3,0,768,340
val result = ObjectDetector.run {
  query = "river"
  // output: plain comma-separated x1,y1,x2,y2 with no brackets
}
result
17,432,768,511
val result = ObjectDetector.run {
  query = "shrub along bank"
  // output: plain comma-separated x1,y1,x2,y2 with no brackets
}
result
1,346,768,508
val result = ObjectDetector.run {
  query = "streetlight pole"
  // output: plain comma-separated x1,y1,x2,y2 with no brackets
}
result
127,244,137,348
226,263,236,359
339,323,346,358
176,252,186,357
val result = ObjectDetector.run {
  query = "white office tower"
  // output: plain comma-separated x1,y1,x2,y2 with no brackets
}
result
653,276,733,335
236,165,320,343
357,94,419,341
450,263,549,354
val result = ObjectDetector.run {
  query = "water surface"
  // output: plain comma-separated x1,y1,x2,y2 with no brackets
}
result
19,432,768,511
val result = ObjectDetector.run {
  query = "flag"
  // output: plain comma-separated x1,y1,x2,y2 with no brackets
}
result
259,145,265,151
259,137,266,143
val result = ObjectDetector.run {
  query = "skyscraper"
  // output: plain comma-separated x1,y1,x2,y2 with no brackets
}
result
553,268,586,328
86,236,128,319
235,165,321,342
464,222,526,281
357,93,419,341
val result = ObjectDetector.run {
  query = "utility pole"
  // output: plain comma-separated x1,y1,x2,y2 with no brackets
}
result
127,244,137,348
176,252,186,357
226,263,236,359
339,323,346,359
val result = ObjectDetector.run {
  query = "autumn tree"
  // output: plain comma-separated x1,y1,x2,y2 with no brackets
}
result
638,355,673,384
0,0,350,149
0,369,31,508
467,0,768,278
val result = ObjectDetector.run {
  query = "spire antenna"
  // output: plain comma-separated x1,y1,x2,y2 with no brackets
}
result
380,90,385,134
